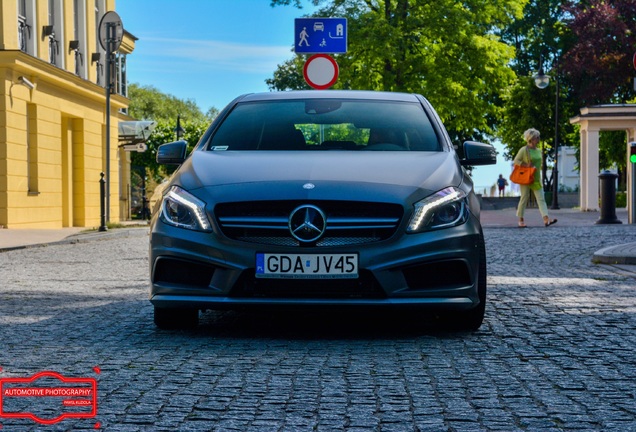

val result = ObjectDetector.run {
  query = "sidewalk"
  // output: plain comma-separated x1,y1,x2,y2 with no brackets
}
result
481,207,628,228
0,221,149,252
480,207,636,267
0,211,634,265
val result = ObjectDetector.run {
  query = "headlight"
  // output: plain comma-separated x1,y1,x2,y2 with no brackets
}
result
407,187,468,233
160,186,212,231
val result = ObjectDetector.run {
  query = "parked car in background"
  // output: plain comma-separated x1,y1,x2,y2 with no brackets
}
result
149,90,496,330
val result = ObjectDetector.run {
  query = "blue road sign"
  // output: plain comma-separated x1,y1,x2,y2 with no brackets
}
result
294,18,347,54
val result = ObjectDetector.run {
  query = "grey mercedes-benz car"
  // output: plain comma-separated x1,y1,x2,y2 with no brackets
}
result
149,90,496,330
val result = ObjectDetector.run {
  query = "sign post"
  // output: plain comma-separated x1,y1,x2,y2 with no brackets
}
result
98,11,123,222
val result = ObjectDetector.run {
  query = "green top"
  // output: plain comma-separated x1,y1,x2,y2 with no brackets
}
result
513,146,542,190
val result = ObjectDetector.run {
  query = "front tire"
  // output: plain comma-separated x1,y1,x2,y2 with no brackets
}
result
456,235,487,331
154,306,199,330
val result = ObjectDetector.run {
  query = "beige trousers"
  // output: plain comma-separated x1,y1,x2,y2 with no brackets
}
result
516,185,549,219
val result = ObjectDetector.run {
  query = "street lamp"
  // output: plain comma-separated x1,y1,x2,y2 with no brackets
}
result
534,58,560,210
533,68,550,89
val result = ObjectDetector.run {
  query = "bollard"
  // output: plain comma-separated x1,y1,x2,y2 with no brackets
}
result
99,172,108,232
596,170,622,224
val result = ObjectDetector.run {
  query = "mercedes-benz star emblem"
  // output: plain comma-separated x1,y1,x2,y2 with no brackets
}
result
289,205,327,243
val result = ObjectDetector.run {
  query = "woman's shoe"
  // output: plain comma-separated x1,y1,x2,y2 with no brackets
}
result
544,218,557,227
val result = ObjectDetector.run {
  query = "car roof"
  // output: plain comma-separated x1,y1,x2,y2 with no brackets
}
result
237,90,423,103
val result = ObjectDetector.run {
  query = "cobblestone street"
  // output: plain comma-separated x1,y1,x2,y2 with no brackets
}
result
0,224,635,431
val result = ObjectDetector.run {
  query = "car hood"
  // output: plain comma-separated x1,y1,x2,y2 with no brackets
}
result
174,151,463,204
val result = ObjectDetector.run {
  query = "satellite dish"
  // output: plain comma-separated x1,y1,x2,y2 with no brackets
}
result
98,11,123,52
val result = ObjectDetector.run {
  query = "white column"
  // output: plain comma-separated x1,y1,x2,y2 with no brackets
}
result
580,126,600,211
579,126,588,210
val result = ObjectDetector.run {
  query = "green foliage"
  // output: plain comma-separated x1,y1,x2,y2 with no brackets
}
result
499,0,571,77
497,1,573,158
599,131,626,170
498,0,636,183
131,120,209,183
269,0,526,143
127,83,218,122
562,0,636,105
126,83,217,182
498,76,552,160
270,0,321,8
599,130,627,181
616,192,626,208
265,55,310,91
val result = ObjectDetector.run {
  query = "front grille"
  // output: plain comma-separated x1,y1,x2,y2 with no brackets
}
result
230,270,386,299
215,200,403,247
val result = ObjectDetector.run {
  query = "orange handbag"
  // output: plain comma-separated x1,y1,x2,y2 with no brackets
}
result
510,147,536,185
510,164,536,185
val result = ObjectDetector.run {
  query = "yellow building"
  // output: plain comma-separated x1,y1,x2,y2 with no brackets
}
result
0,0,136,228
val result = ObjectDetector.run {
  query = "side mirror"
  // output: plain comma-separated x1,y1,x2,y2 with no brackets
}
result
156,140,187,165
461,141,497,166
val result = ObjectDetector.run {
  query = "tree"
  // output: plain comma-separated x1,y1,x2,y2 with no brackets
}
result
499,0,572,77
498,76,554,161
127,83,217,123
562,0,636,105
499,0,635,191
265,55,310,91
270,0,526,143
497,0,583,191
560,0,636,187
127,83,217,185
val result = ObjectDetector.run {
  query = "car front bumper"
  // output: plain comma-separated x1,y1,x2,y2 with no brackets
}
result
149,215,483,311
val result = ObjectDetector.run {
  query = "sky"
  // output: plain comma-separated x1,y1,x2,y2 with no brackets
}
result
116,0,512,192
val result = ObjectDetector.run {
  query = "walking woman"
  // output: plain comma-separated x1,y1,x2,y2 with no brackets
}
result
515,128,557,228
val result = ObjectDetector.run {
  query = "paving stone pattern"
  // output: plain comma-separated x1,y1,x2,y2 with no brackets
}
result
0,225,635,431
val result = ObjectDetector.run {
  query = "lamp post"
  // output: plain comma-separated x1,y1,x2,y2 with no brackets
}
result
533,57,560,210
174,115,185,141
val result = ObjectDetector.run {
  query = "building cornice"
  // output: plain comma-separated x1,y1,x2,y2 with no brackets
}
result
0,50,128,109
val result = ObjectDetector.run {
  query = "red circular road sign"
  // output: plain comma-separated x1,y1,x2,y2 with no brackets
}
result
303,54,339,90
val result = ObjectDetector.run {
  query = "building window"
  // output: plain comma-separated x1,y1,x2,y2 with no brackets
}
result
116,53,127,95
72,0,86,78
18,0,35,55
94,0,106,86
46,0,63,67
117,53,128,114
27,104,39,195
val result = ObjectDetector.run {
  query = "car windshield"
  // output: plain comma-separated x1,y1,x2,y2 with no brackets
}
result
206,99,441,151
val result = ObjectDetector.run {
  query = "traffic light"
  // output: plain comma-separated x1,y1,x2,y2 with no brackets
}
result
631,142,636,164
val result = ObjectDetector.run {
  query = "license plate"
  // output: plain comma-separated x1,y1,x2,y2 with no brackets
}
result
255,253,358,279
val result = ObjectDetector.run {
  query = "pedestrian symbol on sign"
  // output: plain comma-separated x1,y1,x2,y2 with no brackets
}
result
299,27,310,47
